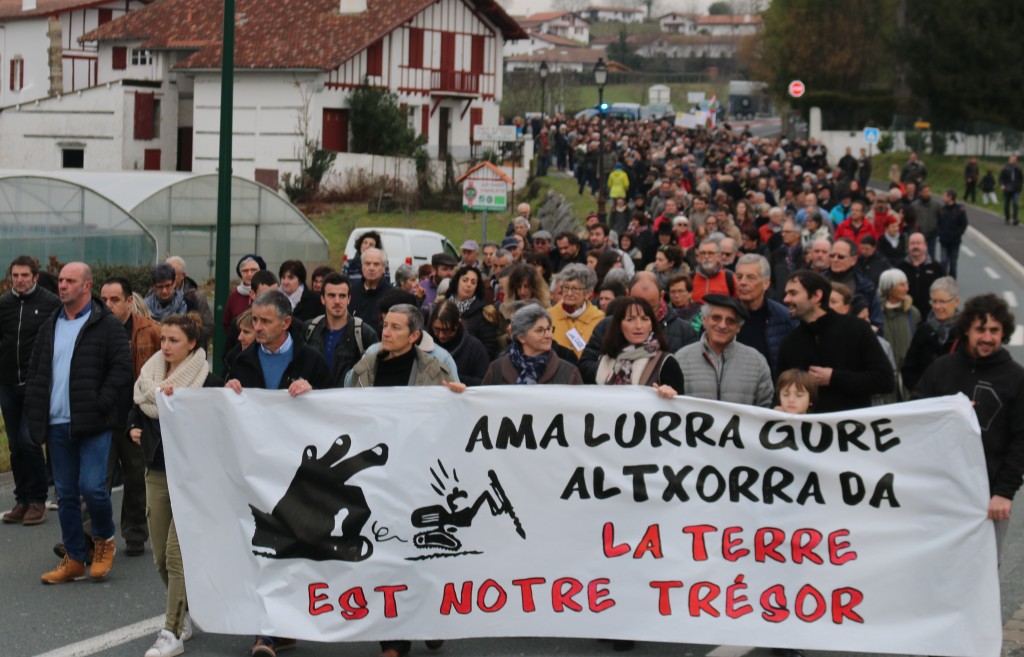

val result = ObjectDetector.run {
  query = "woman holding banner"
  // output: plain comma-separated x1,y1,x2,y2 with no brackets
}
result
482,304,582,385
127,313,222,657
595,297,683,398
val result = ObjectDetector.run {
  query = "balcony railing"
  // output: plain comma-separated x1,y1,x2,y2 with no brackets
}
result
430,70,480,95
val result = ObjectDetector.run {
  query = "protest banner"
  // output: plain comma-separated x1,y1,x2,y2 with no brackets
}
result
158,388,999,656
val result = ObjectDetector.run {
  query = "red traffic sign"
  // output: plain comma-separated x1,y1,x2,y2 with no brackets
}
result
788,80,805,98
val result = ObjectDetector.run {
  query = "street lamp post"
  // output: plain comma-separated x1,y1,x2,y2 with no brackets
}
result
538,60,548,178
594,57,608,221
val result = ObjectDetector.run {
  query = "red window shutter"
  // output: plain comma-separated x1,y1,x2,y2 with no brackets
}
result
322,108,349,153
471,35,485,74
98,8,113,25
367,40,383,76
408,28,423,69
19,60,23,89
470,107,483,142
143,149,161,170
134,92,155,140
112,47,127,70
421,105,429,139
8,60,14,91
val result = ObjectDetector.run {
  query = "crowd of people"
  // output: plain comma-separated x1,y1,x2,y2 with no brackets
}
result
1,115,1022,657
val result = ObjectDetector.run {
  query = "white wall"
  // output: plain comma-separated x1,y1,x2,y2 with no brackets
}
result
0,17,50,108
809,106,1021,163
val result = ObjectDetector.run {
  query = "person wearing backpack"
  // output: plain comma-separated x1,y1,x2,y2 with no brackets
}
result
303,272,378,388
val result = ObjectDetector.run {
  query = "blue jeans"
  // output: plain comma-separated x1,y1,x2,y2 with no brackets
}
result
0,383,48,504
48,424,114,562
1005,191,1020,222
940,242,960,279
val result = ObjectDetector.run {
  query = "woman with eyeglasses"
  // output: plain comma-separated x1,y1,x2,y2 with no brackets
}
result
902,276,960,392
427,300,490,386
548,264,605,359
594,297,682,398
482,304,582,385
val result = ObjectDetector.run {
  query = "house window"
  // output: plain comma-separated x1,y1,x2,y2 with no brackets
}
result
9,57,23,92
323,108,349,153
366,39,383,77
98,8,113,25
134,92,157,140
112,47,127,70
470,107,483,143
62,148,84,168
471,35,485,74
407,28,423,68
131,49,153,66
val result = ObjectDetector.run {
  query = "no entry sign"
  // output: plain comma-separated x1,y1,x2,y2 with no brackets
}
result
788,80,805,98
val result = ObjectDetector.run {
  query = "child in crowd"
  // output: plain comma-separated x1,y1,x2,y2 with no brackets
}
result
776,368,818,415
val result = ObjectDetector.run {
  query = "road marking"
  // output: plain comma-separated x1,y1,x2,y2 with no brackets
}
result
707,647,755,657
961,245,976,257
30,615,163,657
985,266,1002,280
1005,291,1019,308
1012,327,1024,347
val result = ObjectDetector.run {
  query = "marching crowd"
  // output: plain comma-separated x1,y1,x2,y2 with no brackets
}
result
1,116,1023,657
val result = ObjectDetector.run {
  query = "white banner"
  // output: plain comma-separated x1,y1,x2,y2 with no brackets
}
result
159,389,1000,656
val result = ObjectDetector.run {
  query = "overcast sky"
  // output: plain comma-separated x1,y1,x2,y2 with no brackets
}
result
496,0,763,17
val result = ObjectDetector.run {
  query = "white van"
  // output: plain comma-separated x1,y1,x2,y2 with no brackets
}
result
343,227,460,278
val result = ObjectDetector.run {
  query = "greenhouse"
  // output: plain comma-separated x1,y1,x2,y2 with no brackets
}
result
0,171,328,281
0,173,157,268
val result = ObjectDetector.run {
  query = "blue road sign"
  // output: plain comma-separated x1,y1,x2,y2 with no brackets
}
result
864,127,880,144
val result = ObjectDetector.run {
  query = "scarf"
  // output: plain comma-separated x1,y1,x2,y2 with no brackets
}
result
133,348,210,419
655,299,669,322
237,283,251,296
147,289,188,321
561,300,588,319
286,285,304,310
457,297,475,315
508,339,550,385
605,334,658,385
926,311,957,346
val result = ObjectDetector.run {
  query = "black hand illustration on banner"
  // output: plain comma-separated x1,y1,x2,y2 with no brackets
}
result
250,435,388,561
410,463,525,558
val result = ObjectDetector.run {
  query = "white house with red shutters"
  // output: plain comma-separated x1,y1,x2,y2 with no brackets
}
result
0,0,525,183
0,0,152,108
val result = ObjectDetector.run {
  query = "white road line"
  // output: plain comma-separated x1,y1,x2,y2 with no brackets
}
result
1012,327,1024,347
30,615,163,657
961,245,976,257
707,646,755,657
985,266,1002,280
1005,291,1019,308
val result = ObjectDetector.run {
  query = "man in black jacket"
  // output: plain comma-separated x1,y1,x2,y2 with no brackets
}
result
224,289,329,657
304,273,378,388
777,270,894,412
913,294,1024,560
0,256,61,526
25,262,132,583
999,155,1023,225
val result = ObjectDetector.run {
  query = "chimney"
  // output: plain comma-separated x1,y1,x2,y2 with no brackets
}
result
339,0,367,14
23,0,37,11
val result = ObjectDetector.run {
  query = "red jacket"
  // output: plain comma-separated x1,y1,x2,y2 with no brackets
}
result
692,268,736,303
834,218,878,244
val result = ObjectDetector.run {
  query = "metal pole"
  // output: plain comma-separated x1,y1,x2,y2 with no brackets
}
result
597,85,606,220
481,208,487,246
212,0,235,374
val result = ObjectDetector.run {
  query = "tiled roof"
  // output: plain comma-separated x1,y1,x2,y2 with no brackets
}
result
695,14,762,25
506,48,617,66
0,0,145,21
587,6,643,13
80,0,526,71
522,11,570,22
532,31,585,47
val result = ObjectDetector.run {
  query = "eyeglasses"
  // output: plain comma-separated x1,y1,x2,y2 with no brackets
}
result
432,325,457,336
930,297,957,305
562,285,586,293
721,251,736,257
829,253,850,260
697,251,719,258
530,326,554,336
708,313,739,326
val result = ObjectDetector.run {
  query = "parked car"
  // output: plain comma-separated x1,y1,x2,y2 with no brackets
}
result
574,102,641,121
343,228,459,279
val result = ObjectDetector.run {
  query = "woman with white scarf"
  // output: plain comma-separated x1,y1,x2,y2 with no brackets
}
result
596,297,683,398
902,276,961,392
127,313,221,657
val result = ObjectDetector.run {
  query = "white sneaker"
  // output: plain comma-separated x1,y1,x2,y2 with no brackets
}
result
144,629,184,657
181,613,193,642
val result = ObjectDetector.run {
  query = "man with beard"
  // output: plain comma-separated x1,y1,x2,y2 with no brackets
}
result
914,294,1024,562
777,270,894,412
691,238,737,303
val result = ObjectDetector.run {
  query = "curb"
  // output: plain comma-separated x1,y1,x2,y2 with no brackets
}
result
967,224,1024,290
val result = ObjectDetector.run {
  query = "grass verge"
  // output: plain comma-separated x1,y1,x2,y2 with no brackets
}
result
872,152,1008,213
